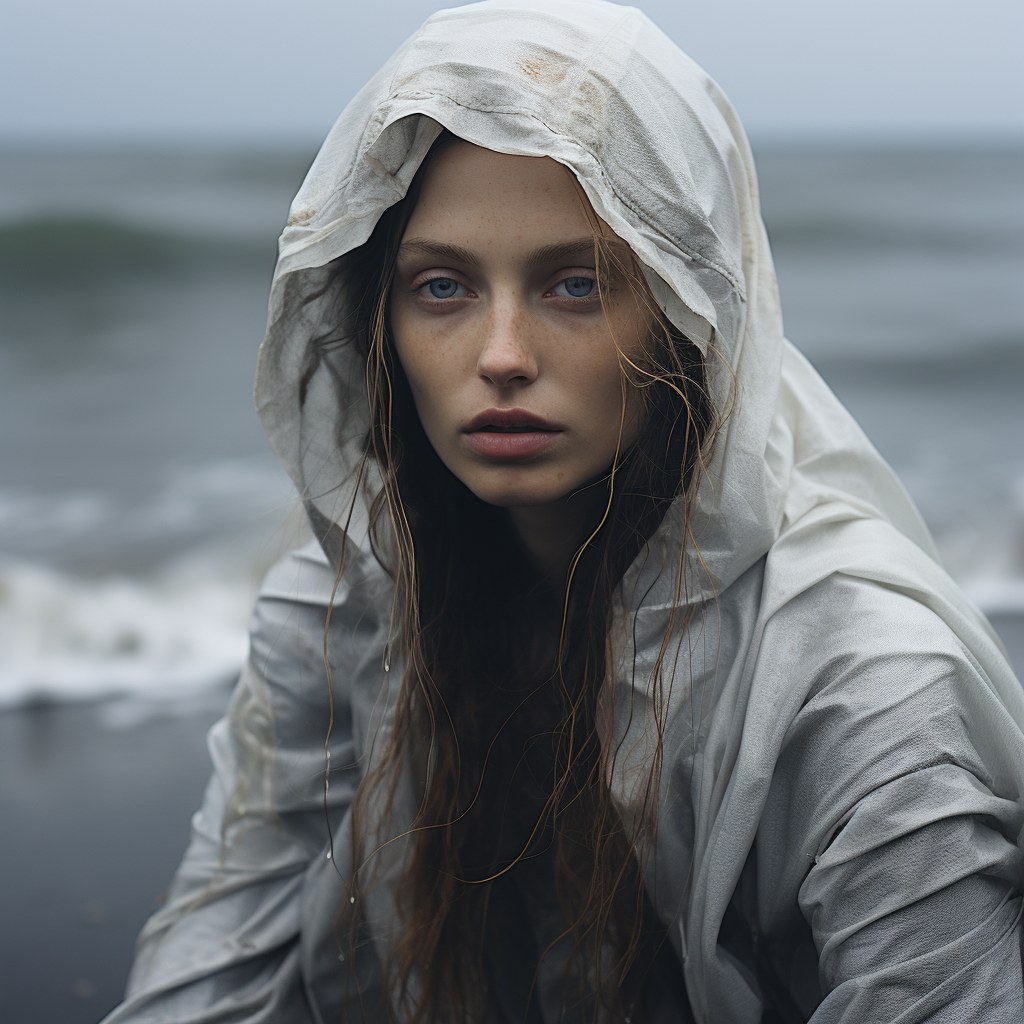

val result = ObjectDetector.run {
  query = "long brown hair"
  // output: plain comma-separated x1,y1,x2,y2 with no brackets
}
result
319,133,716,1023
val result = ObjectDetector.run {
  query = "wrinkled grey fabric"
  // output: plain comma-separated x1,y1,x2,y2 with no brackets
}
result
103,1,1024,1021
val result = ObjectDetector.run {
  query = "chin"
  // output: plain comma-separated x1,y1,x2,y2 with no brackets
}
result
472,486,568,509
462,470,574,510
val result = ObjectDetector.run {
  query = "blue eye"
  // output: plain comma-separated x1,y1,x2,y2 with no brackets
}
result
425,278,463,299
556,276,595,298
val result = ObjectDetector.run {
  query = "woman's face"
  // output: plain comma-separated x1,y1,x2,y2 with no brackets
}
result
390,141,647,511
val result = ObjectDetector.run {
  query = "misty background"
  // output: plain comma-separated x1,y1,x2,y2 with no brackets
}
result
2,1,1022,1021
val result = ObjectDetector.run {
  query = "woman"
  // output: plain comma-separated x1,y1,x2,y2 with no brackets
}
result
103,2,1024,1022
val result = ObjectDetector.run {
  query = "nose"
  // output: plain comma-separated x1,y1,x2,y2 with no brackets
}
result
476,303,538,388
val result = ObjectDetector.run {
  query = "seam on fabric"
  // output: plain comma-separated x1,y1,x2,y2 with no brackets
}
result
552,4,746,294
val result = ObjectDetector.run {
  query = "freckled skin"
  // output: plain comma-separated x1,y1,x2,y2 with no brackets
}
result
390,143,647,570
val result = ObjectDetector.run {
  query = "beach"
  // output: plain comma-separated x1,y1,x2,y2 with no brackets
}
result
0,692,228,1022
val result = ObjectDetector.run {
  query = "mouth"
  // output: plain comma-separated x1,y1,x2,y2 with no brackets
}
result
463,408,562,433
462,408,563,459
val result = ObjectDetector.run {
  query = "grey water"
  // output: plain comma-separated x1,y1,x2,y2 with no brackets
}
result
0,148,308,572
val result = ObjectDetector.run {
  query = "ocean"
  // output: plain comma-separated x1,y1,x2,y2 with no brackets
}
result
0,143,1022,704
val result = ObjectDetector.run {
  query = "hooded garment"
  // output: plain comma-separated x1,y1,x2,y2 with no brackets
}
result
102,3,1024,1022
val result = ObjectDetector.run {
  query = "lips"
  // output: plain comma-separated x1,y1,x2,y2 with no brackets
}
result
464,408,560,432
462,408,563,459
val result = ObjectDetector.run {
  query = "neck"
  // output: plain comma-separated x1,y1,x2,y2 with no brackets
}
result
508,487,607,583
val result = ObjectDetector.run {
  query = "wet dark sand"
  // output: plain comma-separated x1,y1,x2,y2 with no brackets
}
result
2,620,1022,1024
0,689,231,1024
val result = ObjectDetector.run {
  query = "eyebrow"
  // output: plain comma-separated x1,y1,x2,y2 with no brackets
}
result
396,235,630,269
397,238,480,266
524,238,599,267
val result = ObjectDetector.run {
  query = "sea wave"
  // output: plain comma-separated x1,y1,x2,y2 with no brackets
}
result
0,458,297,572
0,215,273,288
0,461,310,707
0,556,250,706
766,217,1023,258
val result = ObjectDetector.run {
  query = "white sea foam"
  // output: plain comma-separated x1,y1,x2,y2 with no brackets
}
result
1,457,1022,708
0,479,311,706
913,470,1024,617
0,556,250,706
962,579,1024,617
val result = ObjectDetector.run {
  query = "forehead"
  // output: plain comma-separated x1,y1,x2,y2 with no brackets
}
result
404,141,592,234
400,142,635,267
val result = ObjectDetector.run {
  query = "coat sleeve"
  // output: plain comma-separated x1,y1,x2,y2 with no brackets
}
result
800,766,1024,1022
100,540,386,1023
757,577,1024,1024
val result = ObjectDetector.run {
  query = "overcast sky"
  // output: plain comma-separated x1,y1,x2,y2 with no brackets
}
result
3,0,1022,144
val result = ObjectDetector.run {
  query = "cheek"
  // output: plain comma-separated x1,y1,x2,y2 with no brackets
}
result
391,313,447,423
390,318,481,467
395,345,439,415
570,324,646,452
566,326,633,414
